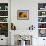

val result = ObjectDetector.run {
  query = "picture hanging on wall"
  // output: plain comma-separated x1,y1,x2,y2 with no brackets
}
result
17,10,29,20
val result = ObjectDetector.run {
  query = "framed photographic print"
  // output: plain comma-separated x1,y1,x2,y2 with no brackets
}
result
17,10,29,20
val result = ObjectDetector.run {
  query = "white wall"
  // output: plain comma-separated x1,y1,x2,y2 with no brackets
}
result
11,0,38,30
11,0,46,46
11,0,38,45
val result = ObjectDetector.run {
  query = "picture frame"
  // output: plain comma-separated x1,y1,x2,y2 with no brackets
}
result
17,10,29,20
